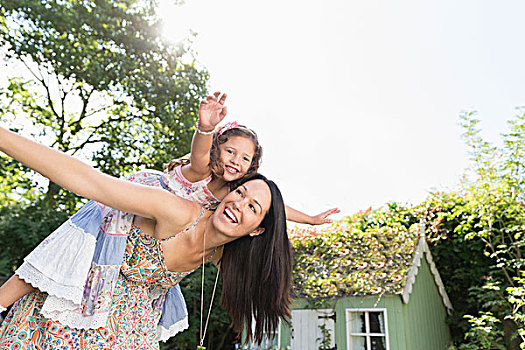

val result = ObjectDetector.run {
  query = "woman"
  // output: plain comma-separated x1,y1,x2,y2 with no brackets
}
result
0,126,292,348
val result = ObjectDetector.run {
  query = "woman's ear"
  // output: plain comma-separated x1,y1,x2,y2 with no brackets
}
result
249,227,265,237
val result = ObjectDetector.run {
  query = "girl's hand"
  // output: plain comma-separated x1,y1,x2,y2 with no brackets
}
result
309,208,340,225
198,92,228,131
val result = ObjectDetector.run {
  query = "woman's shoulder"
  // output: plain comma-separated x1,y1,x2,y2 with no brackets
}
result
163,197,204,228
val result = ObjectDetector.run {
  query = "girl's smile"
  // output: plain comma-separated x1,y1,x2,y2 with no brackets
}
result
225,165,240,174
218,135,256,182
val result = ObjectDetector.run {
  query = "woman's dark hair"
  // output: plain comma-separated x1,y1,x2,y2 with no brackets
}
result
219,173,292,344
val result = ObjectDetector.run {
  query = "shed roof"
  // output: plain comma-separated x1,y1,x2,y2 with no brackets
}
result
290,207,452,312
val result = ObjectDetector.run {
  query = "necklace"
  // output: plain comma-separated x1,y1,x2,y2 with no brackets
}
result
198,225,220,350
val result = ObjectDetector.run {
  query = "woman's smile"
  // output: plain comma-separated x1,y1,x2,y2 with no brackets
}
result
223,207,238,223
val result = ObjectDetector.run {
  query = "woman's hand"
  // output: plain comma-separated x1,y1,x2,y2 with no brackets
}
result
198,92,228,132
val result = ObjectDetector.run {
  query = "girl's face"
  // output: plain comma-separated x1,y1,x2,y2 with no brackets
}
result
218,135,256,182
212,179,271,239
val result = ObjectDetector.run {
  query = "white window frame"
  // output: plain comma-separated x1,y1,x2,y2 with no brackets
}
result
345,308,390,350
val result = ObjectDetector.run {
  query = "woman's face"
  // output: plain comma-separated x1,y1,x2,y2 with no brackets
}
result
212,179,271,238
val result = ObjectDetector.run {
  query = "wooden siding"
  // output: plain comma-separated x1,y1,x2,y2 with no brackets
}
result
401,257,451,350
289,309,336,349
281,296,407,350
279,258,451,349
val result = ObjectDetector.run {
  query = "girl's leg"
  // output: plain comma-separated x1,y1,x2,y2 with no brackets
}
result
0,274,35,310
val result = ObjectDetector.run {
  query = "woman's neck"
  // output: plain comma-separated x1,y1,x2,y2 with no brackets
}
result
199,218,239,251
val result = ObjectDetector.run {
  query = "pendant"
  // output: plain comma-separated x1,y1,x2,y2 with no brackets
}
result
197,346,206,350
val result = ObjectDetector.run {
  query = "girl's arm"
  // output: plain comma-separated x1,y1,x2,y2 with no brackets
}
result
0,275,35,309
0,127,195,226
285,205,340,225
182,92,228,182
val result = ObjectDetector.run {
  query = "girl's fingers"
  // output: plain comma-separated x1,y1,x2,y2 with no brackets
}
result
220,106,228,119
218,93,227,104
318,208,340,223
329,208,340,214
323,208,339,217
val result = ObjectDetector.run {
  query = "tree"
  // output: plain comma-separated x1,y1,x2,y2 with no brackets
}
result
421,110,525,349
0,0,208,185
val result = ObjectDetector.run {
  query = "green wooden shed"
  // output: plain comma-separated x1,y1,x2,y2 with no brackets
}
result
249,220,453,350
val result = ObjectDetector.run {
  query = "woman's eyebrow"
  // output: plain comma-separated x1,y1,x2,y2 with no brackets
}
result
241,185,262,212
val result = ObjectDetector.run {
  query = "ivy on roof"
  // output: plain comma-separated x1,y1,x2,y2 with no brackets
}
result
290,204,421,298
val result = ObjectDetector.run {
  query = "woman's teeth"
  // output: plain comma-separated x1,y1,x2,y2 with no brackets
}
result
224,208,238,223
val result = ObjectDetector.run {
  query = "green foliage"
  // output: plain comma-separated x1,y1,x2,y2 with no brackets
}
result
162,263,238,349
418,191,494,342
448,312,505,350
423,110,525,348
0,0,208,180
0,199,72,276
290,204,420,298
316,322,332,350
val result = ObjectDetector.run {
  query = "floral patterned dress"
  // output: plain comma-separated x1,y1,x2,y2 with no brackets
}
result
0,212,203,350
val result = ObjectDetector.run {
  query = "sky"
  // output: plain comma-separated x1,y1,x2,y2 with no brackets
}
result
1,1,523,222
156,0,525,221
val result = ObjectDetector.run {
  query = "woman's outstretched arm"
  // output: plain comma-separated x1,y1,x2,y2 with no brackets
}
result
0,127,195,225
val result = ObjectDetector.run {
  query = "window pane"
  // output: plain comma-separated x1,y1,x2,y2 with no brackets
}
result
350,312,366,333
370,336,386,350
369,312,385,333
351,335,366,350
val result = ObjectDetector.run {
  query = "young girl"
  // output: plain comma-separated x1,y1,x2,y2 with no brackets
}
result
0,92,336,335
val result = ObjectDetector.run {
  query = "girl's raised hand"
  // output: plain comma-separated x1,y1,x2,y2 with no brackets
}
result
309,208,341,225
198,92,228,131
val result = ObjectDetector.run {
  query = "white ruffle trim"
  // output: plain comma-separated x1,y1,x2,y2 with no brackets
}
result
0,305,6,313
17,219,96,304
157,317,189,342
16,262,85,304
40,295,110,329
